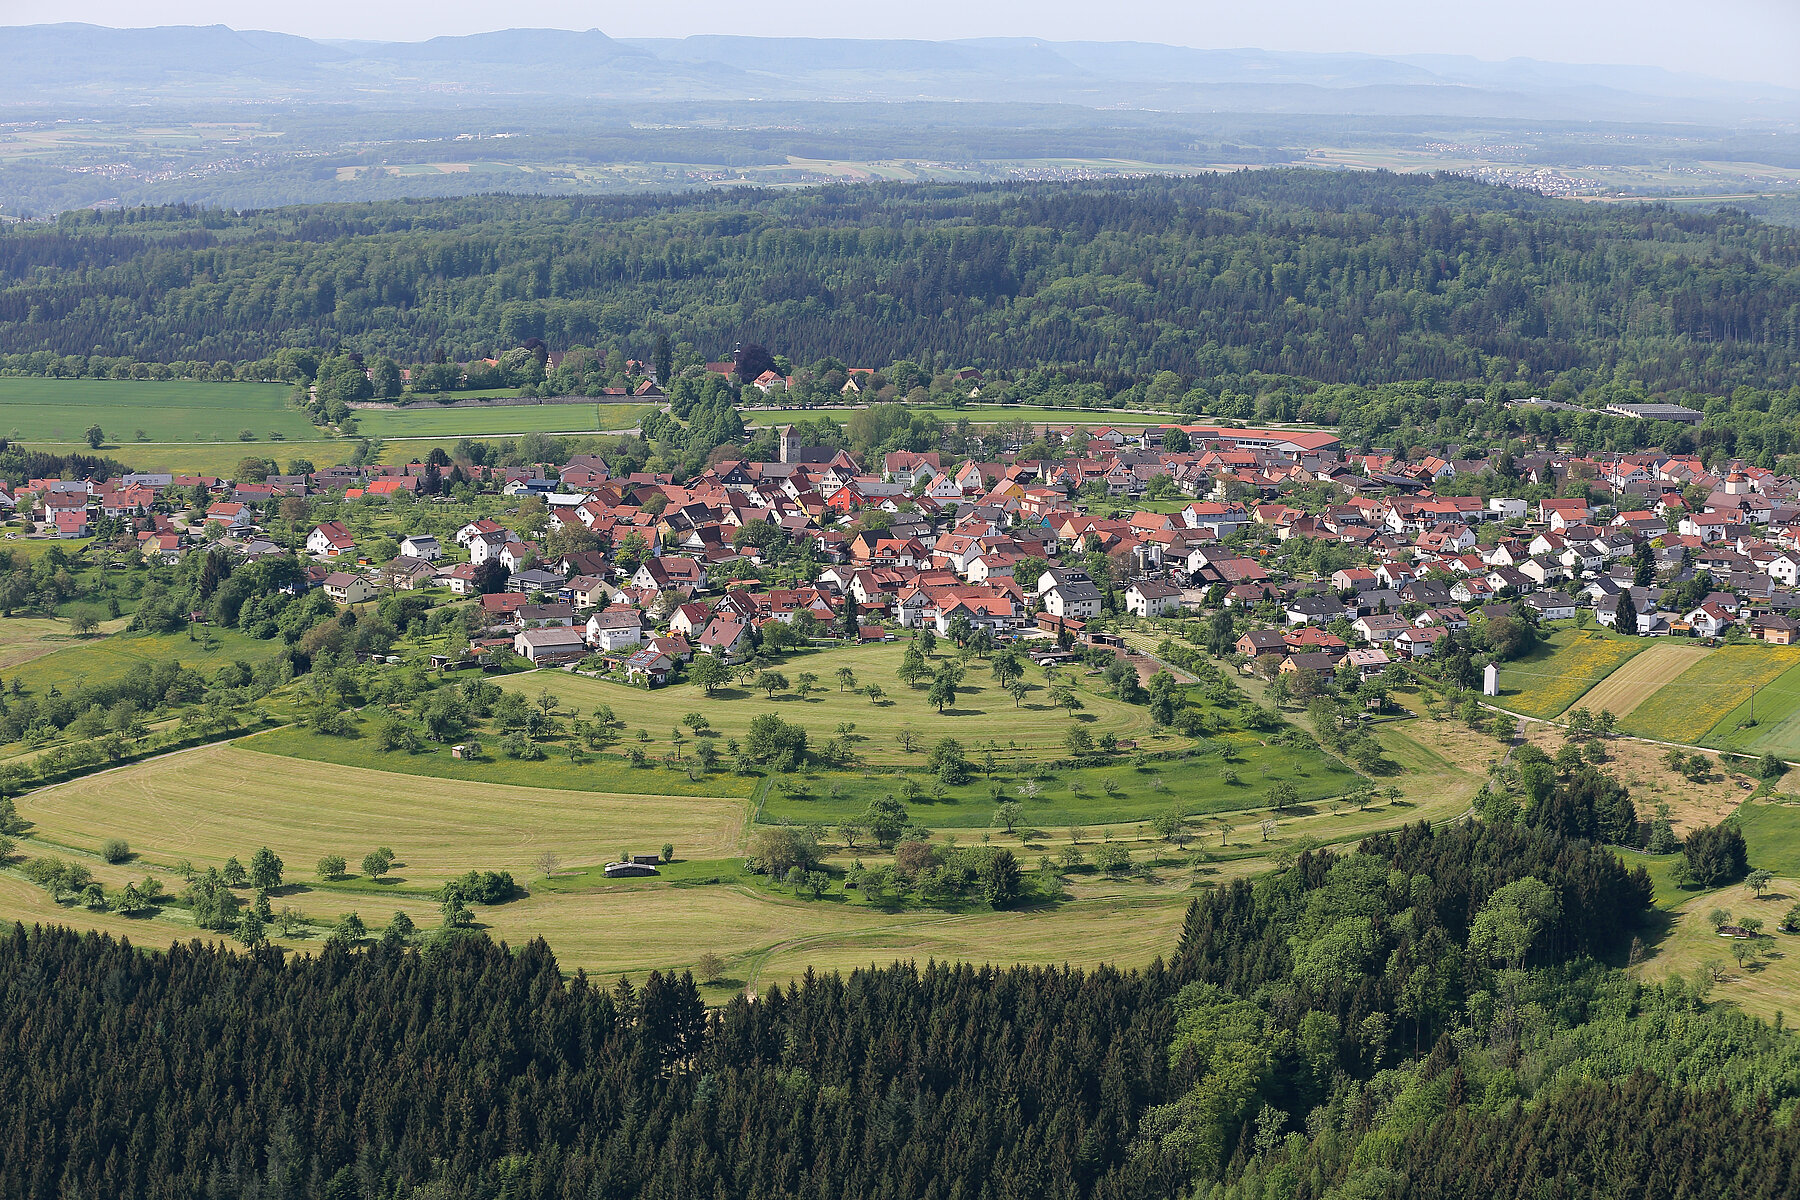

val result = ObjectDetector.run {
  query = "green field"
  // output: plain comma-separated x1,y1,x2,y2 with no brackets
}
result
1620,645,1800,744
1703,662,1800,759
352,402,654,438
494,645,1166,764
0,378,315,443
9,626,277,694
0,615,131,671
1494,626,1648,719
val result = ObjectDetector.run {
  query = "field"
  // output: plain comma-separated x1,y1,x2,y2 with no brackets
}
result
14,743,745,885
0,378,313,443
496,645,1165,764
1574,643,1712,721
1701,662,1800,759
1620,645,1800,744
8,626,276,693
1493,626,1647,719
1634,878,1800,1022
352,402,654,438
0,615,130,671
740,404,1182,429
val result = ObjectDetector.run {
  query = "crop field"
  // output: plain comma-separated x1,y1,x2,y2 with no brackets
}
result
1574,643,1712,722
1620,645,1800,744
498,647,1165,764
352,402,654,439
1493,627,1646,719
1701,662,1800,759
15,743,745,884
0,378,313,443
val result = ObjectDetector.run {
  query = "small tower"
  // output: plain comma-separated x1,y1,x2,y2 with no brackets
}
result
777,425,799,465
1724,471,1749,496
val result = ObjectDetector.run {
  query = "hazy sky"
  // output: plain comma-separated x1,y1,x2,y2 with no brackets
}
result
8,0,1799,86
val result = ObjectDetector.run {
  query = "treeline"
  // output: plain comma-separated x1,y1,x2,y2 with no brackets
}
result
2,173,1797,396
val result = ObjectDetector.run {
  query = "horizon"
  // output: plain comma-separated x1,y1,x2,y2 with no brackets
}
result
5,1,1797,89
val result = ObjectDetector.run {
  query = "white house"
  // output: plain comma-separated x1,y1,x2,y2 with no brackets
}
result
1124,579,1182,618
586,609,645,652
321,571,374,605
400,534,441,561
306,521,355,558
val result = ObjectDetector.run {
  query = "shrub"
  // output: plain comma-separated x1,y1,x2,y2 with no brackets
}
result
439,870,518,905
100,838,130,864
1683,822,1750,888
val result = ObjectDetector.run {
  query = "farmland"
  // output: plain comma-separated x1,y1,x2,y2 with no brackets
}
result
0,377,312,443
1621,645,1800,744
1575,642,1711,722
1701,662,1800,759
0,615,129,671
1493,626,1646,719
7,625,276,694
351,401,654,439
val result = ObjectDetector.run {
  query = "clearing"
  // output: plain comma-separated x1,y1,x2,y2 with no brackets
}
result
1634,875,1800,1023
1575,643,1712,723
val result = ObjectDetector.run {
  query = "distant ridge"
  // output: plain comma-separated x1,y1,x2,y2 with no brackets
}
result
0,23,1792,123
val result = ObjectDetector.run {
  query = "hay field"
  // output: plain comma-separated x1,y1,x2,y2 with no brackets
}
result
1494,628,1646,719
9,626,275,693
1622,645,1800,744
353,402,654,439
0,378,312,443
499,644,1165,764
15,743,745,884
0,616,130,672
1575,643,1712,721
1701,662,1800,759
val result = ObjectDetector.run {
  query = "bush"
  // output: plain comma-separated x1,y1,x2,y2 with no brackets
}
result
100,838,130,864
439,870,518,905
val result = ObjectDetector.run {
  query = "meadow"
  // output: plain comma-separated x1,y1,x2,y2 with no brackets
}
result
0,615,129,671
0,377,313,443
1620,644,1800,744
7,625,275,694
1575,642,1711,721
352,402,654,439
1702,661,1800,759
496,644,1166,764
1493,626,1646,719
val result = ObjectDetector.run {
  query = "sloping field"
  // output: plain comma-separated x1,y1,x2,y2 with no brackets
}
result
354,402,653,438
1701,661,1800,759
1494,628,1648,719
15,743,745,884
1622,645,1800,744
1576,643,1712,722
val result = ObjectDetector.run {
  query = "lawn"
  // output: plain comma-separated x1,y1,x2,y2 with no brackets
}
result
8,626,277,694
1576,643,1711,722
1702,661,1800,759
1633,876,1800,1023
352,402,654,439
0,378,314,443
1621,644,1800,744
13,742,746,885
1731,796,1800,879
1493,626,1647,719
496,643,1166,766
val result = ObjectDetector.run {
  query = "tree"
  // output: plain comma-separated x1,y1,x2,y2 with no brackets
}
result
1008,680,1029,708
690,654,732,694
1064,726,1094,755
694,950,725,984
927,669,959,713
865,684,885,705
754,671,789,699
1614,588,1638,637
362,849,393,881
221,857,247,887
535,688,560,717
381,911,417,948
1746,869,1775,899
84,424,103,449
249,846,283,891
317,854,346,881
995,801,1023,834
980,849,1022,908
1684,822,1749,888
836,666,857,693
1266,781,1299,812
863,796,910,847
330,911,366,946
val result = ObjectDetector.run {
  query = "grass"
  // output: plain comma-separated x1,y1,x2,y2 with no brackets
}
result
239,722,760,800
0,615,130,671
1731,796,1800,879
496,644,1166,765
1493,626,1647,719
1621,645,1800,744
352,402,654,439
0,378,314,443
8,626,275,694
1633,877,1800,1023
1702,662,1800,758
1575,643,1711,722
13,742,746,885
31,440,349,478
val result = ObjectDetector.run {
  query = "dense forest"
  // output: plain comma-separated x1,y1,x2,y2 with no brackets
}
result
7,820,1800,1199
1,173,1797,395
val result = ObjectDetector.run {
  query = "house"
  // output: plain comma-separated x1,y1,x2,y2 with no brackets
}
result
1395,626,1448,658
515,602,576,629
1235,630,1287,659
586,608,645,651
696,617,751,660
1344,647,1391,678
51,510,90,539
1754,614,1799,645
205,502,251,529
622,647,675,685
1280,651,1341,680
322,572,374,605
1524,591,1577,622
1353,614,1409,643
400,534,441,561
513,626,589,664
1285,596,1346,627
669,602,714,639
306,521,355,558
381,557,437,590
1684,602,1733,639
1039,568,1102,619
1124,579,1183,618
